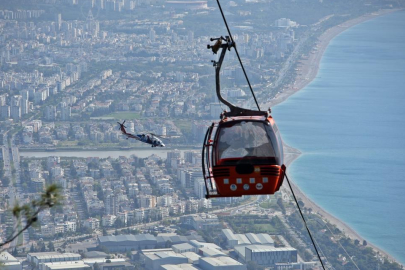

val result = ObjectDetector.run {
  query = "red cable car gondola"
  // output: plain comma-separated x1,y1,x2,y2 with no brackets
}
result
202,36,286,198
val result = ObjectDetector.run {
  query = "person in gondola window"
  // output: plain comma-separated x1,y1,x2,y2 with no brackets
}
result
218,124,247,159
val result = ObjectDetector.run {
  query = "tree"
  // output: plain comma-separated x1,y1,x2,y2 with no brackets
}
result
277,198,286,214
362,240,367,246
2,177,10,187
0,185,62,250
30,244,36,252
48,241,55,251
93,263,100,270
298,200,305,208
114,218,124,228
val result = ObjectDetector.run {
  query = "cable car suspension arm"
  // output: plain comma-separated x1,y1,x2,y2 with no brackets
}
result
208,36,238,113
208,37,268,118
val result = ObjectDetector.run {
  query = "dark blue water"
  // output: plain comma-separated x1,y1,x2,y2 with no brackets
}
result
273,10,405,264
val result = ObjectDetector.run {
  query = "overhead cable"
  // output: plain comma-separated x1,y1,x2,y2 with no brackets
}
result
216,0,261,111
285,173,327,270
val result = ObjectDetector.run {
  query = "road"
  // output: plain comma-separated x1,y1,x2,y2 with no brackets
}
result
50,195,263,247
9,133,29,247
2,132,12,190
2,114,38,248
278,215,314,259
1,130,26,248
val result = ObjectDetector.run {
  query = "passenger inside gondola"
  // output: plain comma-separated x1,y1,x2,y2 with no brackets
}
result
216,121,278,165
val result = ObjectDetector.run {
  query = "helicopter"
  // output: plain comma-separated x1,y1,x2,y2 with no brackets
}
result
117,120,166,147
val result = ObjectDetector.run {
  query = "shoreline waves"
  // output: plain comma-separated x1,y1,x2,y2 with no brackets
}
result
274,9,403,266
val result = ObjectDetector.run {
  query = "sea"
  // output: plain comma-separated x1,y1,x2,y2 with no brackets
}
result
272,10,405,264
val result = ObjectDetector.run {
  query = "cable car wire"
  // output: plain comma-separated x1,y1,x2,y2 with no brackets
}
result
323,221,361,270
285,173,327,270
213,4,327,266
216,0,261,111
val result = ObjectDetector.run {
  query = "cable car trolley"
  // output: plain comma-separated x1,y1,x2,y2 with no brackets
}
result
202,36,286,198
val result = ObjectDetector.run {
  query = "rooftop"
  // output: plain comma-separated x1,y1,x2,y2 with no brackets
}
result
144,251,187,261
199,247,226,257
98,234,156,243
222,229,237,241
28,252,81,259
200,256,244,266
172,243,194,251
42,261,90,270
160,264,199,270
83,251,108,258
235,245,297,259
161,263,199,270
0,252,19,263
181,252,201,262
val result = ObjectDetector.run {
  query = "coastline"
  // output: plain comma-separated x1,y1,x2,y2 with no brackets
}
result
272,9,403,266
266,9,401,109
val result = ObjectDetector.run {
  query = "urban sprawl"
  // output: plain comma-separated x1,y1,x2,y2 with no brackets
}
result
1,0,401,270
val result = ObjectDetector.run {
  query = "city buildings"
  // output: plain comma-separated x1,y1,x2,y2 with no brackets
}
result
0,252,22,270
97,234,157,252
0,2,338,269
199,256,246,270
27,252,81,268
180,213,220,230
235,245,297,266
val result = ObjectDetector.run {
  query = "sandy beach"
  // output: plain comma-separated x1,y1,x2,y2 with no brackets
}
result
270,9,403,266
268,9,400,109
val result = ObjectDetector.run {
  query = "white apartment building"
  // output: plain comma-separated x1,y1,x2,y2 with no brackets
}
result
83,218,100,230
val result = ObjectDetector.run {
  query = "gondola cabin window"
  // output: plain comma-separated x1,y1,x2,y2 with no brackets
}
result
214,120,281,166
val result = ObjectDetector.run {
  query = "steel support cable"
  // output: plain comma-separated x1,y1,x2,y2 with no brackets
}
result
323,221,361,270
285,173,327,270
216,0,261,111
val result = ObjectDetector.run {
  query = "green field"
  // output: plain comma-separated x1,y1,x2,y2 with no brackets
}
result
259,199,279,209
221,215,284,234
58,141,79,146
102,112,141,120
173,120,193,135
252,224,279,234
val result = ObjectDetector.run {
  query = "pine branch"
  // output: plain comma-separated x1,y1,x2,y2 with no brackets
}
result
0,184,62,251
